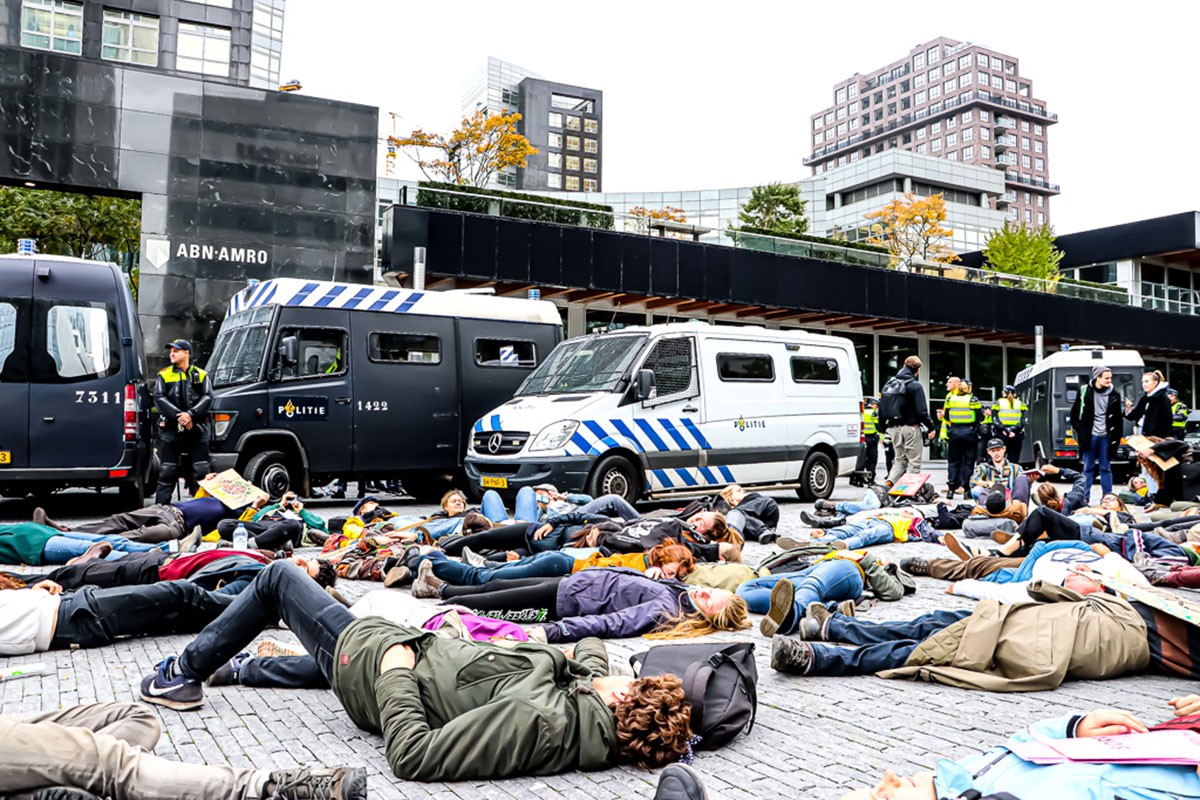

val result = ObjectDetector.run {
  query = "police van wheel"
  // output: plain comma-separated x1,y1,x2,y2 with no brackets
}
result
245,450,297,499
796,452,835,502
587,455,639,504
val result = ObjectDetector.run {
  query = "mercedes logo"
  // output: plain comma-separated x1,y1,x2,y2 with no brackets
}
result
487,433,503,454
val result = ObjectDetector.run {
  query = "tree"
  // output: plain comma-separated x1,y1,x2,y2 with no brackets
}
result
736,182,808,236
391,109,538,188
627,205,687,236
0,187,141,267
864,192,959,268
982,222,1064,281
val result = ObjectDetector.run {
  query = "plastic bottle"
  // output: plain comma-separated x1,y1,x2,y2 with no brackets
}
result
0,663,46,681
232,523,249,550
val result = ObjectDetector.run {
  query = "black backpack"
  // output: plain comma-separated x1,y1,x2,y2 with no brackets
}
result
877,375,912,429
630,641,758,750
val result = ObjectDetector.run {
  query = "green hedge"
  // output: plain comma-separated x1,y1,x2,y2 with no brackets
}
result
416,181,615,230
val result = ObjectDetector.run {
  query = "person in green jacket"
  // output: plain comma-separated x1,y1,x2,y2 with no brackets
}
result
0,522,164,566
139,560,695,780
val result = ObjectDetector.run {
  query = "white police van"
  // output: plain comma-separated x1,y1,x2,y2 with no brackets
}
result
464,322,863,503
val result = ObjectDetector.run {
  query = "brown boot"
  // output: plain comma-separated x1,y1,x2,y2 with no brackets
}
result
65,541,113,566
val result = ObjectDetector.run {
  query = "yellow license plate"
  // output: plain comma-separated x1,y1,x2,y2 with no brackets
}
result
480,476,508,489
0,451,9,465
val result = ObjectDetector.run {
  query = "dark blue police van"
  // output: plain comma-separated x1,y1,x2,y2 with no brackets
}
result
0,253,153,503
205,279,562,499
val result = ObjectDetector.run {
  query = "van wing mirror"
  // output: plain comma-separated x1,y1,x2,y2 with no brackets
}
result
279,336,299,367
632,369,656,402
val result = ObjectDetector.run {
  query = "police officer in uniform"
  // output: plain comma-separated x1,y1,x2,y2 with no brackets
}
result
154,339,213,504
944,379,982,497
993,384,1028,465
860,398,880,484
1169,389,1189,438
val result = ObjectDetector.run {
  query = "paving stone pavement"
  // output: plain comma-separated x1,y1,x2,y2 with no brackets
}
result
0,465,1192,799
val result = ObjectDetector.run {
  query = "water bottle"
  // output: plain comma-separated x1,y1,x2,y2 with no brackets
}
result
232,523,249,550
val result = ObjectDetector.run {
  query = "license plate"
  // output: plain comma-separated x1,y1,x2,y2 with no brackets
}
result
0,451,9,464
480,476,508,489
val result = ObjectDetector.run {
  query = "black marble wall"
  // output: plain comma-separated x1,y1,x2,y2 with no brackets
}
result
0,46,378,366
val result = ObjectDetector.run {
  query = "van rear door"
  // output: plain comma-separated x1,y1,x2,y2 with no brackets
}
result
28,260,126,469
0,259,32,469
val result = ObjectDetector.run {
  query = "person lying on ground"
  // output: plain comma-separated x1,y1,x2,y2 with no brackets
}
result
139,560,696,780
423,566,750,643
780,507,938,552
0,700,366,800
838,707,1197,800
214,490,328,549
480,485,639,525
978,501,1189,563
0,522,165,567
670,484,780,544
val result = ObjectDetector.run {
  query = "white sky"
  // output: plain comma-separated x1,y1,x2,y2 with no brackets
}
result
280,0,1200,236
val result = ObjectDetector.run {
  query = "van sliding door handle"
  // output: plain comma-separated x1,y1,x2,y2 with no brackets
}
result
682,405,698,413
335,397,351,405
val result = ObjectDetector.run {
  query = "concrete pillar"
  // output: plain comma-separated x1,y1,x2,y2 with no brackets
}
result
903,177,913,192
917,336,931,402
566,304,586,339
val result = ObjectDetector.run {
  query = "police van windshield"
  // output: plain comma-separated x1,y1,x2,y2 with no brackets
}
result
516,334,646,396
208,306,274,388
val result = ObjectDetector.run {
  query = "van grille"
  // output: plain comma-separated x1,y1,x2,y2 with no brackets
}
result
472,431,529,455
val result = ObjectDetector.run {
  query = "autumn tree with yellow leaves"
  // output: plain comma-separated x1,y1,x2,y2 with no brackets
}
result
627,205,688,236
392,110,538,188
865,192,959,268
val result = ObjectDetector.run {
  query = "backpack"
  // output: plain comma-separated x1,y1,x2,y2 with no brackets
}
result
630,641,758,750
877,375,912,429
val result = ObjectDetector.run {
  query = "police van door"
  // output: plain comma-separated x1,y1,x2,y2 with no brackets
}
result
28,262,126,469
0,262,31,470
633,336,705,494
269,313,353,474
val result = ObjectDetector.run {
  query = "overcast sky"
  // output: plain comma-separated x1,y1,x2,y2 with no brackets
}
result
280,1,1200,235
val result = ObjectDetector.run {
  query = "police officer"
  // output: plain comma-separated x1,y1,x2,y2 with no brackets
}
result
993,384,1028,465
154,339,213,504
1169,389,1189,437
860,398,880,484
944,377,982,497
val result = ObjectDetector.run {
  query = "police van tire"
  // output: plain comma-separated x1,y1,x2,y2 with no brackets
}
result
796,451,836,502
245,450,297,499
587,455,640,504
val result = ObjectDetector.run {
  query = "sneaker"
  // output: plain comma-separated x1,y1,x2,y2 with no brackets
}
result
257,640,304,658
835,599,858,618
942,532,973,561
1158,528,1188,544
775,536,808,550
410,559,444,599
757,532,778,546
461,546,488,568
830,539,849,550
797,616,825,641
805,600,832,631
653,763,708,800
760,580,796,638
813,499,835,512
265,766,367,800
177,530,201,553
383,565,411,588
900,556,930,576
207,652,249,686
65,541,113,566
991,529,1013,544
799,510,825,527
770,635,813,674
1132,551,1174,586
139,656,203,710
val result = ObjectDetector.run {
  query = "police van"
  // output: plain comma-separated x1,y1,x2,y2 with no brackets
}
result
205,278,562,498
464,322,863,503
1013,346,1143,471
0,252,153,502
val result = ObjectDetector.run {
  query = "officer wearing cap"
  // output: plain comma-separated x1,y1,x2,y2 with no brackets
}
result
153,339,213,504
994,384,1028,465
1169,388,1189,436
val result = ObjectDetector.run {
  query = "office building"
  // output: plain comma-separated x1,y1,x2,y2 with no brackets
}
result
462,57,602,192
806,36,1057,229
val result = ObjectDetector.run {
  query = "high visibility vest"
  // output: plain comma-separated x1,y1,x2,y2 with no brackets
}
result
862,408,878,436
945,392,979,426
995,397,1026,427
158,365,207,384
1172,402,1188,429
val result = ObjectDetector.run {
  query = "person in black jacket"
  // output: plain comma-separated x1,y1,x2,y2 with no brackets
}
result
884,356,938,487
1124,370,1176,439
1067,364,1124,496
153,339,213,505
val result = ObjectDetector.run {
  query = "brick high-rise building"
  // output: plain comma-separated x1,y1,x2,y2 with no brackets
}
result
805,36,1057,228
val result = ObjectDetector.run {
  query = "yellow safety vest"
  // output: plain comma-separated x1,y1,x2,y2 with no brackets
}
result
862,408,878,436
1172,402,1188,429
995,397,1026,427
158,365,207,383
945,392,979,426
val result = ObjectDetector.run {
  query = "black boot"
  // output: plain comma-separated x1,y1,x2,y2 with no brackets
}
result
653,764,708,800
801,510,846,529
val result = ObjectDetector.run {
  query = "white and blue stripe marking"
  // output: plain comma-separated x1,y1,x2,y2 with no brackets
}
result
227,279,425,318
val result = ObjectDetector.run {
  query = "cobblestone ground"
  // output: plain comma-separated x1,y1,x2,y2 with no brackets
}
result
0,466,1190,799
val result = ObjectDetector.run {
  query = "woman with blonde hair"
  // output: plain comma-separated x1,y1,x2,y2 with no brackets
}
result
1124,369,1176,438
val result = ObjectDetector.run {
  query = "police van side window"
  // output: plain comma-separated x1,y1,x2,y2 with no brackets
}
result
33,302,120,383
718,353,775,382
368,332,440,365
475,339,535,368
642,337,697,399
0,301,25,382
791,355,839,383
280,329,345,379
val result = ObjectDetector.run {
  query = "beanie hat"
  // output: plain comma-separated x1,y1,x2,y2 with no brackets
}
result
1091,364,1109,380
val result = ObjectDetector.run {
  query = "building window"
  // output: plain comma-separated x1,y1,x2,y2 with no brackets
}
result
1036,195,1044,207
1034,139,1044,154
1034,124,1044,135
565,175,580,191
547,152,562,169
931,121,941,133
946,151,958,161
848,84,858,98
1035,158,1044,171
931,139,942,153
1025,209,1032,223
547,173,562,189
584,178,598,192
583,158,597,173
1007,79,1018,92
916,143,927,154
943,63,954,77
914,74,925,88
1021,120,1031,132
946,116,956,129
981,146,990,159
177,23,231,77
1024,192,1031,203
963,145,974,160
849,118,858,130
991,56,1002,70
980,128,990,141
928,85,940,99
1020,136,1030,150
927,46,939,63
566,136,580,151
992,75,1003,89
958,74,970,88
914,52,925,69
548,112,563,128
1022,154,1032,168
836,87,847,103
565,155,580,171
962,128,973,141
916,128,926,140
20,0,83,55
942,79,955,93
1038,212,1045,225
915,91,926,104
548,132,562,148
101,9,158,66
824,112,833,124
957,54,971,69
584,118,598,134
947,132,957,146
566,116,581,131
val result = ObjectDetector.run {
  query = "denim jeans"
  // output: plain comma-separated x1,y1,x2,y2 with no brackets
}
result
807,609,971,676
481,487,540,523
823,519,895,550
177,560,355,684
240,654,328,689
421,549,575,586
41,532,166,565
1081,434,1113,495
1082,529,1187,561
736,559,863,618
573,494,640,521
835,490,882,516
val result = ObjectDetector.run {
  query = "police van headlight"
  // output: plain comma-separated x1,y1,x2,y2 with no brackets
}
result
529,420,579,452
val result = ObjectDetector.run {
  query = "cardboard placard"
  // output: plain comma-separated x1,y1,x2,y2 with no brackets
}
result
198,469,269,509
888,473,930,497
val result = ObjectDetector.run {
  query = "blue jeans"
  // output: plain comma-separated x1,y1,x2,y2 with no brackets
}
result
1081,434,1113,495
41,532,166,565
823,519,895,550
420,550,575,585
481,487,540,523
736,559,863,620
835,490,882,516
574,494,640,521
1081,529,1187,561
808,609,971,676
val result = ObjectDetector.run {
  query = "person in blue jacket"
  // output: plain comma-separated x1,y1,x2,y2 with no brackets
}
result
840,707,1200,800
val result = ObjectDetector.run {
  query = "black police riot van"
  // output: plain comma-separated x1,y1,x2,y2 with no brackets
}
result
0,253,154,502
205,278,562,499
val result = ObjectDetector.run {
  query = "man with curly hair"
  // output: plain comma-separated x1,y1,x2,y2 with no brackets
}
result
139,560,695,780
